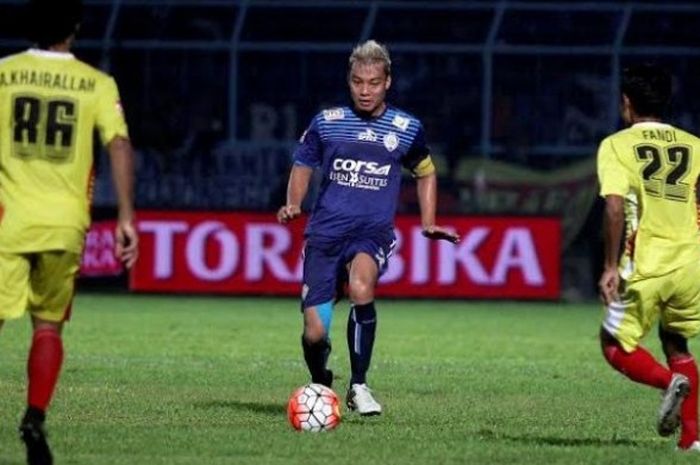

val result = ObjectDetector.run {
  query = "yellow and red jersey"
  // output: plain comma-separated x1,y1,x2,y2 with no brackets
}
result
0,49,128,253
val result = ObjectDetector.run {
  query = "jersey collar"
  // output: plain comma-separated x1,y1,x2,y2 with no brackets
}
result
27,48,75,60
350,102,389,121
631,121,671,128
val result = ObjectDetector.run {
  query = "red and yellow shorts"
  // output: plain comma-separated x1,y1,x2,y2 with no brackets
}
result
0,251,80,323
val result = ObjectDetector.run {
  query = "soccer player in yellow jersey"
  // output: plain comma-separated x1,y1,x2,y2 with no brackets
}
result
0,1,137,464
597,64,700,452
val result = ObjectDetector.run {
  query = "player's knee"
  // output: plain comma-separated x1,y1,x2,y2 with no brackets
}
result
32,320,62,336
348,280,374,304
303,323,326,344
659,326,689,356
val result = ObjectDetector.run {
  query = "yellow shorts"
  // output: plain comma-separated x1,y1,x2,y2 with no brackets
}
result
0,251,81,323
603,260,700,352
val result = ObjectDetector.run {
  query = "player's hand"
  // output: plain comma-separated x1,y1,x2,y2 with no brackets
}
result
115,220,139,269
625,229,637,257
598,267,620,306
422,225,460,243
277,205,301,224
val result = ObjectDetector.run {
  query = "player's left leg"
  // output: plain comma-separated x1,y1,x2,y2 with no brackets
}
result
20,251,80,465
345,252,381,415
600,277,673,390
20,317,64,465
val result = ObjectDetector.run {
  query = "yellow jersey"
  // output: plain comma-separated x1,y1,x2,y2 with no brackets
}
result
597,121,700,278
0,49,128,253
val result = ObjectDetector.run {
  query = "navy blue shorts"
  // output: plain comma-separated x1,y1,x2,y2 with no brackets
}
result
301,234,396,309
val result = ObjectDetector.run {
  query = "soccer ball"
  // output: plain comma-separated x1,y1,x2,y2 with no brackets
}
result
287,383,341,432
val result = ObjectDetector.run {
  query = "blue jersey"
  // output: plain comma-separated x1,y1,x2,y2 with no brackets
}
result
294,105,430,239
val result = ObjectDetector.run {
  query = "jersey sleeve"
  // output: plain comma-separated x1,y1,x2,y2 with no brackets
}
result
95,76,129,146
401,122,434,176
597,137,629,197
292,117,322,168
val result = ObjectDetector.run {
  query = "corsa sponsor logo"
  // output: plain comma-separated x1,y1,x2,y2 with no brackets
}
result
329,158,391,191
332,158,391,175
130,212,560,299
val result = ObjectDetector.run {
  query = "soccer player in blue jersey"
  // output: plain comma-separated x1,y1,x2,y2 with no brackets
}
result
278,40,459,415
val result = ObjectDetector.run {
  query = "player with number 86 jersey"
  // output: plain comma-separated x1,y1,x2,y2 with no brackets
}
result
0,48,127,254
0,2,137,462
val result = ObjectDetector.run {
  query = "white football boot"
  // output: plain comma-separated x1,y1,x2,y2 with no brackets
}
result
657,373,691,437
347,383,382,416
678,441,700,452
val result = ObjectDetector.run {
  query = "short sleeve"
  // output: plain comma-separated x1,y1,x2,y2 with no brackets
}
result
401,122,430,171
292,117,322,168
597,137,629,197
95,76,129,146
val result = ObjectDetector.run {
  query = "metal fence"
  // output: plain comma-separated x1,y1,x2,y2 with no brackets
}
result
1,0,699,209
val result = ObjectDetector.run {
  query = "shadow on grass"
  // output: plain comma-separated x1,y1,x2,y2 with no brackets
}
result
193,400,285,416
477,429,643,447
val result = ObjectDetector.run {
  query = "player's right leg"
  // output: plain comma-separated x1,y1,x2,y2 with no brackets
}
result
300,242,343,388
302,303,334,387
659,325,696,445
658,261,700,450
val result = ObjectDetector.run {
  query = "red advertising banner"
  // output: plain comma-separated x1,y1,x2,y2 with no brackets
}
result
129,211,560,299
80,220,124,277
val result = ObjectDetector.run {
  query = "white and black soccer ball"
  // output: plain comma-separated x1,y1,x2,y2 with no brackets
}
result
287,383,341,432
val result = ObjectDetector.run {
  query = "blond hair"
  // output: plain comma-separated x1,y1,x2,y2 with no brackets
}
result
348,40,391,76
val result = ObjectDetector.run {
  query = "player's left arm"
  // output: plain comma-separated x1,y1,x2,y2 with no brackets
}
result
600,194,624,305
597,137,628,305
404,122,459,244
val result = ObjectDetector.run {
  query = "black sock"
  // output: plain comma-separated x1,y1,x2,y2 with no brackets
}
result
301,336,332,384
347,302,377,385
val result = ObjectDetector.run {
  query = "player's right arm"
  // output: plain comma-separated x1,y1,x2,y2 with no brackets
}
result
597,137,630,305
279,164,313,224
278,118,322,224
108,135,138,269
96,76,138,268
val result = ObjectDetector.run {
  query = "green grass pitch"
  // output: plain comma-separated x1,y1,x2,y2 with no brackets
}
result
0,294,697,464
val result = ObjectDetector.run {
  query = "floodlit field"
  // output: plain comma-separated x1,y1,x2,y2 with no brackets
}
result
0,295,696,464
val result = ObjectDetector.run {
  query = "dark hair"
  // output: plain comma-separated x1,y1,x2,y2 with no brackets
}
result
25,0,83,49
621,63,672,118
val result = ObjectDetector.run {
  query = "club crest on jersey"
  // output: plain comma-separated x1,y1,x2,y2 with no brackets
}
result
357,128,378,142
383,132,399,152
323,108,345,121
392,114,410,131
